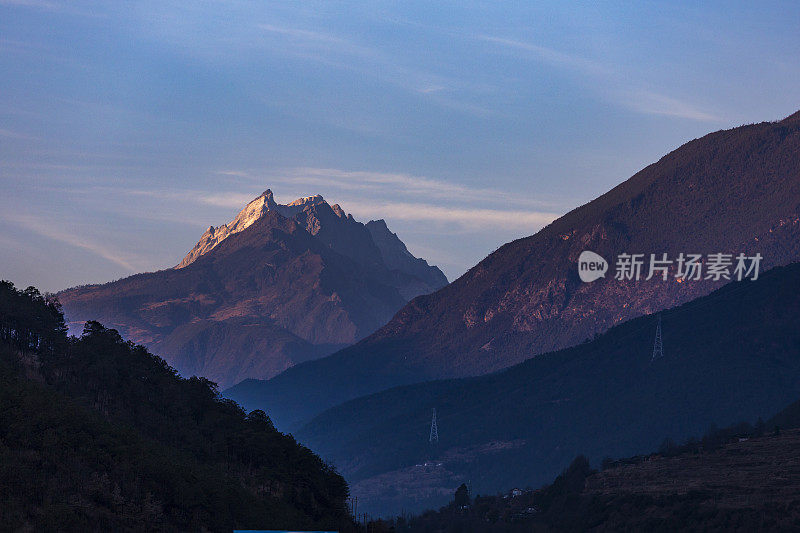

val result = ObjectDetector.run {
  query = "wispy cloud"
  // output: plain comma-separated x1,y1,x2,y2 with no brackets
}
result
478,34,723,123
258,24,354,46
256,22,492,113
191,192,558,230
478,35,609,75
343,201,558,230
622,89,723,122
1,213,143,271
219,167,565,210
214,170,251,178
58,167,568,232
3,169,569,282
197,192,255,209
179,166,567,232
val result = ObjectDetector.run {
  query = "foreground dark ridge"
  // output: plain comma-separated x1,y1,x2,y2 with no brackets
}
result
226,110,800,430
0,281,354,532
297,261,800,516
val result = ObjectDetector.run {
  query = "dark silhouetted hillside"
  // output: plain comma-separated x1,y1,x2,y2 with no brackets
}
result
0,281,353,532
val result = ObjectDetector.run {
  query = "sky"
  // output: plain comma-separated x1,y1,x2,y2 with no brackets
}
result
1,1,799,292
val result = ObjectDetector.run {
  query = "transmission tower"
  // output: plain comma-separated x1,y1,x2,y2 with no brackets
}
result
651,313,664,361
429,408,439,444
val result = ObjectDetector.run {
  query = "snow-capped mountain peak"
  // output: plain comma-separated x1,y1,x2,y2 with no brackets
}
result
177,189,332,268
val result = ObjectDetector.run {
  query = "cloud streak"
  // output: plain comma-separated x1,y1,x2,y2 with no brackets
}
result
64,167,568,233
622,89,723,122
1,213,143,271
478,35,609,75
217,167,565,210
343,201,558,230
256,22,492,113
195,191,557,230
478,34,723,123
200,167,566,231
190,193,558,234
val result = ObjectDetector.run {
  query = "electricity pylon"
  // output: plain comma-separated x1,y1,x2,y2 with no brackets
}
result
429,408,439,444
651,313,664,361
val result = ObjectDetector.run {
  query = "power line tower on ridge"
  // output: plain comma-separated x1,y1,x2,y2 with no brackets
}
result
651,313,664,361
429,408,439,445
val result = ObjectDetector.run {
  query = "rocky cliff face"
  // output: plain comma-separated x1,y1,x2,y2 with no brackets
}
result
58,191,448,388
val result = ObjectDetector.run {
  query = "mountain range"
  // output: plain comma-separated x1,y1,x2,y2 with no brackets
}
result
57,190,447,388
33,109,800,524
298,261,800,516
226,110,800,429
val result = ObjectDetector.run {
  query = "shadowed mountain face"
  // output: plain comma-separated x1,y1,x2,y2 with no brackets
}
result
297,262,800,516
57,191,447,388
226,111,800,429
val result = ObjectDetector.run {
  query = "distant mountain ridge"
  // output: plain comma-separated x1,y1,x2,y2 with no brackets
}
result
226,110,800,429
57,190,447,388
298,261,800,516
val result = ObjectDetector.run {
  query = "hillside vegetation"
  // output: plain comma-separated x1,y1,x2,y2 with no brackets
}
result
0,280,353,532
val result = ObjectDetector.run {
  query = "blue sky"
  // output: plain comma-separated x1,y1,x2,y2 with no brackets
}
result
1,1,799,292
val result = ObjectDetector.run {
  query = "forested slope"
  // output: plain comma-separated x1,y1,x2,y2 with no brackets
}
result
0,281,353,532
